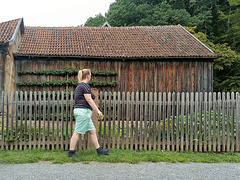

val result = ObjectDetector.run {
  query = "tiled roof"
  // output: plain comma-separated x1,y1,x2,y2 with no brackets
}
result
0,18,21,44
15,25,221,59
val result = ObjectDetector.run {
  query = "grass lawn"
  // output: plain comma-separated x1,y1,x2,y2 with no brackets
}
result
0,149,240,164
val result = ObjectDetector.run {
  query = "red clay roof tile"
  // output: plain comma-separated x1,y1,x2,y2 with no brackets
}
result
0,18,20,44
14,25,220,58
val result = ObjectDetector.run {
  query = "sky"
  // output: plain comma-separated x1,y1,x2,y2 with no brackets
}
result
0,0,115,27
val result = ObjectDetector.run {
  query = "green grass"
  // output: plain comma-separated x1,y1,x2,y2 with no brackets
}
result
0,149,240,164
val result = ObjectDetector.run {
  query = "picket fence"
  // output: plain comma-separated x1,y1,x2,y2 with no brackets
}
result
0,91,240,152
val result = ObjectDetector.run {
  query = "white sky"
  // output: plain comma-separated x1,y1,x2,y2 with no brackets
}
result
0,0,115,27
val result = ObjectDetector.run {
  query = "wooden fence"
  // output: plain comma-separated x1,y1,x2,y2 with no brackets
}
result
1,91,240,152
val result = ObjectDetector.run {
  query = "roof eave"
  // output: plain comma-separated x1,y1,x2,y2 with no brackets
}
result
14,53,222,60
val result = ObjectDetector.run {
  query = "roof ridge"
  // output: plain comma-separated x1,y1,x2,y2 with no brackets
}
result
0,18,21,24
25,25,180,29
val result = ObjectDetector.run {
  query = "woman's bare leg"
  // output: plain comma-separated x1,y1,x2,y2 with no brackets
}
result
69,132,80,150
89,130,100,149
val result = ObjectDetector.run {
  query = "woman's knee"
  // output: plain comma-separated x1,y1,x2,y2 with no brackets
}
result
89,130,96,135
73,132,80,137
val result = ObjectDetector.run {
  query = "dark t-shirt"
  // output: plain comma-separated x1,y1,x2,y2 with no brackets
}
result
74,82,95,110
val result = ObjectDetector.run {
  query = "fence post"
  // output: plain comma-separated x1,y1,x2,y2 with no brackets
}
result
236,92,240,152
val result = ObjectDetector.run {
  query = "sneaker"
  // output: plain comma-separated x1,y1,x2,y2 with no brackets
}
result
97,147,110,156
68,151,81,158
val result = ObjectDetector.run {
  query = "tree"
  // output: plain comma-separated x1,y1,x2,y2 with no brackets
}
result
106,0,200,26
185,26,240,92
219,0,240,52
152,1,199,26
84,13,107,27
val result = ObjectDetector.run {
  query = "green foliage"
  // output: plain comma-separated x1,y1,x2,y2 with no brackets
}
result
152,1,200,26
84,13,107,27
18,68,118,76
185,26,240,92
17,67,118,88
105,0,200,27
17,80,118,87
218,0,240,52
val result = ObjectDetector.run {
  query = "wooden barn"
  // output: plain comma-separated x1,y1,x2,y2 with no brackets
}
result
0,18,221,94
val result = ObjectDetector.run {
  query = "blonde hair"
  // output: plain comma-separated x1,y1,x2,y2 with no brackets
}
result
78,69,91,83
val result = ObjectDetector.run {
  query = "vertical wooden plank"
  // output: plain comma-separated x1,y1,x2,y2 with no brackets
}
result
217,92,221,152
108,92,112,149
121,92,125,150
162,92,166,151
6,92,9,150
144,92,148,150
19,91,23,150
194,92,199,152
230,92,235,152
236,92,240,152
99,91,103,146
33,91,37,149
208,92,212,152
157,92,162,150
171,92,176,151
24,91,28,150
130,92,134,150
43,91,46,150
117,92,121,149
126,92,130,150
103,91,107,149
153,92,157,151
199,92,203,152
135,92,139,150
176,92,180,152
15,92,19,149
167,92,171,151
148,92,153,150
46,91,50,150
52,91,56,149
29,91,33,150
1,92,5,149
185,92,189,151
139,92,144,151
65,91,69,151
56,91,60,149
190,92,194,151
112,92,116,149
226,92,230,152
61,91,64,150
180,92,185,152
38,91,42,149
10,92,14,150
213,92,217,152
204,92,207,152
70,91,74,137
222,92,226,152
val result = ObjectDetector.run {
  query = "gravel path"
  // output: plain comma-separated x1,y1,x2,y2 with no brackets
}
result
0,162,240,180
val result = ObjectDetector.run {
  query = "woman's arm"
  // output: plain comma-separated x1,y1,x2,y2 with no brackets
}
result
84,94,103,118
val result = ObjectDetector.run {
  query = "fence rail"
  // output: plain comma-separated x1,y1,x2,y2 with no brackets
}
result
1,91,240,152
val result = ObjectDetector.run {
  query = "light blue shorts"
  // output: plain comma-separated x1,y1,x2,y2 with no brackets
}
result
74,108,96,134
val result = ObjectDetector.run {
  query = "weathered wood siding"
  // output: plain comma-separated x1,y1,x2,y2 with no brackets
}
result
15,57,213,93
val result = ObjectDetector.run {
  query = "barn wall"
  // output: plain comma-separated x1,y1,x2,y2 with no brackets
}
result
15,57,214,93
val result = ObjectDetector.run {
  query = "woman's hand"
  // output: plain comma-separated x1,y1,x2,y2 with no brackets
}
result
98,111,103,119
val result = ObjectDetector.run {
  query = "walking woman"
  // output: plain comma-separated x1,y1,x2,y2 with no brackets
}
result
68,69,110,158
